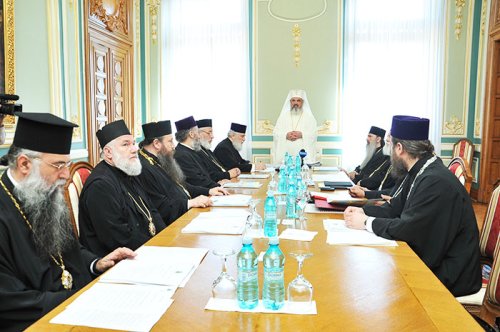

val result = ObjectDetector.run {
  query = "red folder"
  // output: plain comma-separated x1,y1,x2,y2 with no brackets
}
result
314,199,346,211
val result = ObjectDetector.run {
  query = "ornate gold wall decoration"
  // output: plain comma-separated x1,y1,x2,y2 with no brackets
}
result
455,0,466,40
2,0,15,127
71,115,82,138
317,120,334,134
481,0,487,35
443,116,464,135
256,119,275,135
90,0,128,34
292,24,301,67
474,118,481,137
147,0,160,43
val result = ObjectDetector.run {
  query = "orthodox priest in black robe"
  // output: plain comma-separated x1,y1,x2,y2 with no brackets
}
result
0,113,134,331
214,122,266,173
196,119,240,182
344,116,481,297
173,116,221,188
348,126,392,190
79,120,165,257
138,120,227,225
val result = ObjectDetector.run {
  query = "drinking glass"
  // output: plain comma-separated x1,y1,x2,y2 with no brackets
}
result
246,199,263,235
287,251,313,303
212,248,237,299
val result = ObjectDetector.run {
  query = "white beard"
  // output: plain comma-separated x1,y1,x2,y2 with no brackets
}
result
192,138,202,152
382,144,391,156
113,149,142,176
200,138,212,150
360,141,377,170
232,140,242,151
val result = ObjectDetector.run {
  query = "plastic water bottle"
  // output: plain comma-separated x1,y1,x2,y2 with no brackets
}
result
286,179,297,219
277,164,287,194
295,155,301,173
237,237,259,309
263,237,285,310
264,189,278,237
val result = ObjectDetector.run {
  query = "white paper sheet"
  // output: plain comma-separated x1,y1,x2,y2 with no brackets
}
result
312,166,339,172
99,246,208,287
323,219,397,246
279,228,318,242
205,298,317,315
211,194,252,207
223,181,263,188
312,172,352,183
238,173,270,179
50,283,174,331
181,213,247,234
255,166,277,173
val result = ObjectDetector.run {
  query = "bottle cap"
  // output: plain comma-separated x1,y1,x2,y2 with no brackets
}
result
269,237,279,245
242,236,252,245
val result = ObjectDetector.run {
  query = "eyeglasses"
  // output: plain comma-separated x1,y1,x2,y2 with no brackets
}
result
33,158,72,171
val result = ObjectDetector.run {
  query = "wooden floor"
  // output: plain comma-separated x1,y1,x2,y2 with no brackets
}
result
473,202,489,231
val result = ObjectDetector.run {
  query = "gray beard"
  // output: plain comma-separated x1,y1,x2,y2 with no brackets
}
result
360,141,377,170
14,167,75,257
158,151,186,185
291,105,303,113
232,140,242,151
390,152,407,178
200,139,212,150
113,150,142,176
192,139,202,152
382,144,391,156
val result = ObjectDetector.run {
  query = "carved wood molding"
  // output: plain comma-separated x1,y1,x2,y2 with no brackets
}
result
90,0,128,34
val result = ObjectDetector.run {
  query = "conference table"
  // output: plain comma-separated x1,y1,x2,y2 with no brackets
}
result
27,174,481,331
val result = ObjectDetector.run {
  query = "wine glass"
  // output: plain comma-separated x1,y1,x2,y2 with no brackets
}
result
245,199,263,237
287,251,313,303
212,248,237,299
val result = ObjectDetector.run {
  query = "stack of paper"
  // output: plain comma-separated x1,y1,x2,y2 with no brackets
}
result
50,283,174,331
223,181,263,189
312,171,352,184
255,166,277,173
211,194,252,207
312,166,339,172
205,298,317,315
182,209,249,234
238,173,270,179
323,219,397,246
304,203,343,214
279,228,318,242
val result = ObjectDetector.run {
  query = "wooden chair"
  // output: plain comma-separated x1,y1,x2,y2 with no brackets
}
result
448,157,473,193
64,161,93,237
453,138,475,171
457,184,500,315
478,235,500,327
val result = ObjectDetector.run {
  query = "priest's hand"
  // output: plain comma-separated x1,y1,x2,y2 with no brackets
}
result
188,195,212,209
349,185,366,198
255,162,266,171
286,131,298,141
228,168,240,178
293,131,303,139
344,206,367,230
347,171,357,180
209,187,229,196
95,247,136,273
218,179,230,185
381,194,392,202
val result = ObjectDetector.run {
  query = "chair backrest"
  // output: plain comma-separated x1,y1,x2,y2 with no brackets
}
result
453,138,474,170
481,236,500,325
64,161,93,237
448,157,472,193
480,185,500,261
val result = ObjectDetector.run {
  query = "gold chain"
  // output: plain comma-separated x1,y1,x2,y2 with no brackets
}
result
139,149,191,199
127,192,156,236
201,148,226,172
0,177,73,290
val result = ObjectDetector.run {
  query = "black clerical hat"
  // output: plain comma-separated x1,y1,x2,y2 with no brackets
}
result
391,115,429,140
196,119,212,128
13,112,77,154
96,120,131,148
175,116,197,131
369,126,386,138
142,120,172,139
230,123,246,134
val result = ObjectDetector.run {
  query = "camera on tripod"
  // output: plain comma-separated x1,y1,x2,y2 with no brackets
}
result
0,94,22,115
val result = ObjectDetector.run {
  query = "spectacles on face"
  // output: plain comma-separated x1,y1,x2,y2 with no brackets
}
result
33,158,72,171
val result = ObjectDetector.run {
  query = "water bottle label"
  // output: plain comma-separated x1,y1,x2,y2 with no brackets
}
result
265,270,284,281
239,270,258,282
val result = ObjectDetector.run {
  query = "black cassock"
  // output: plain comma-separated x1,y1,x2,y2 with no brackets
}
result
0,172,97,331
353,147,391,190
213,137,252,173
363,165,397,199
174,143,219,188
363,156,481,297
79,161,165,257
138,149,209,225
197,146,230,182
